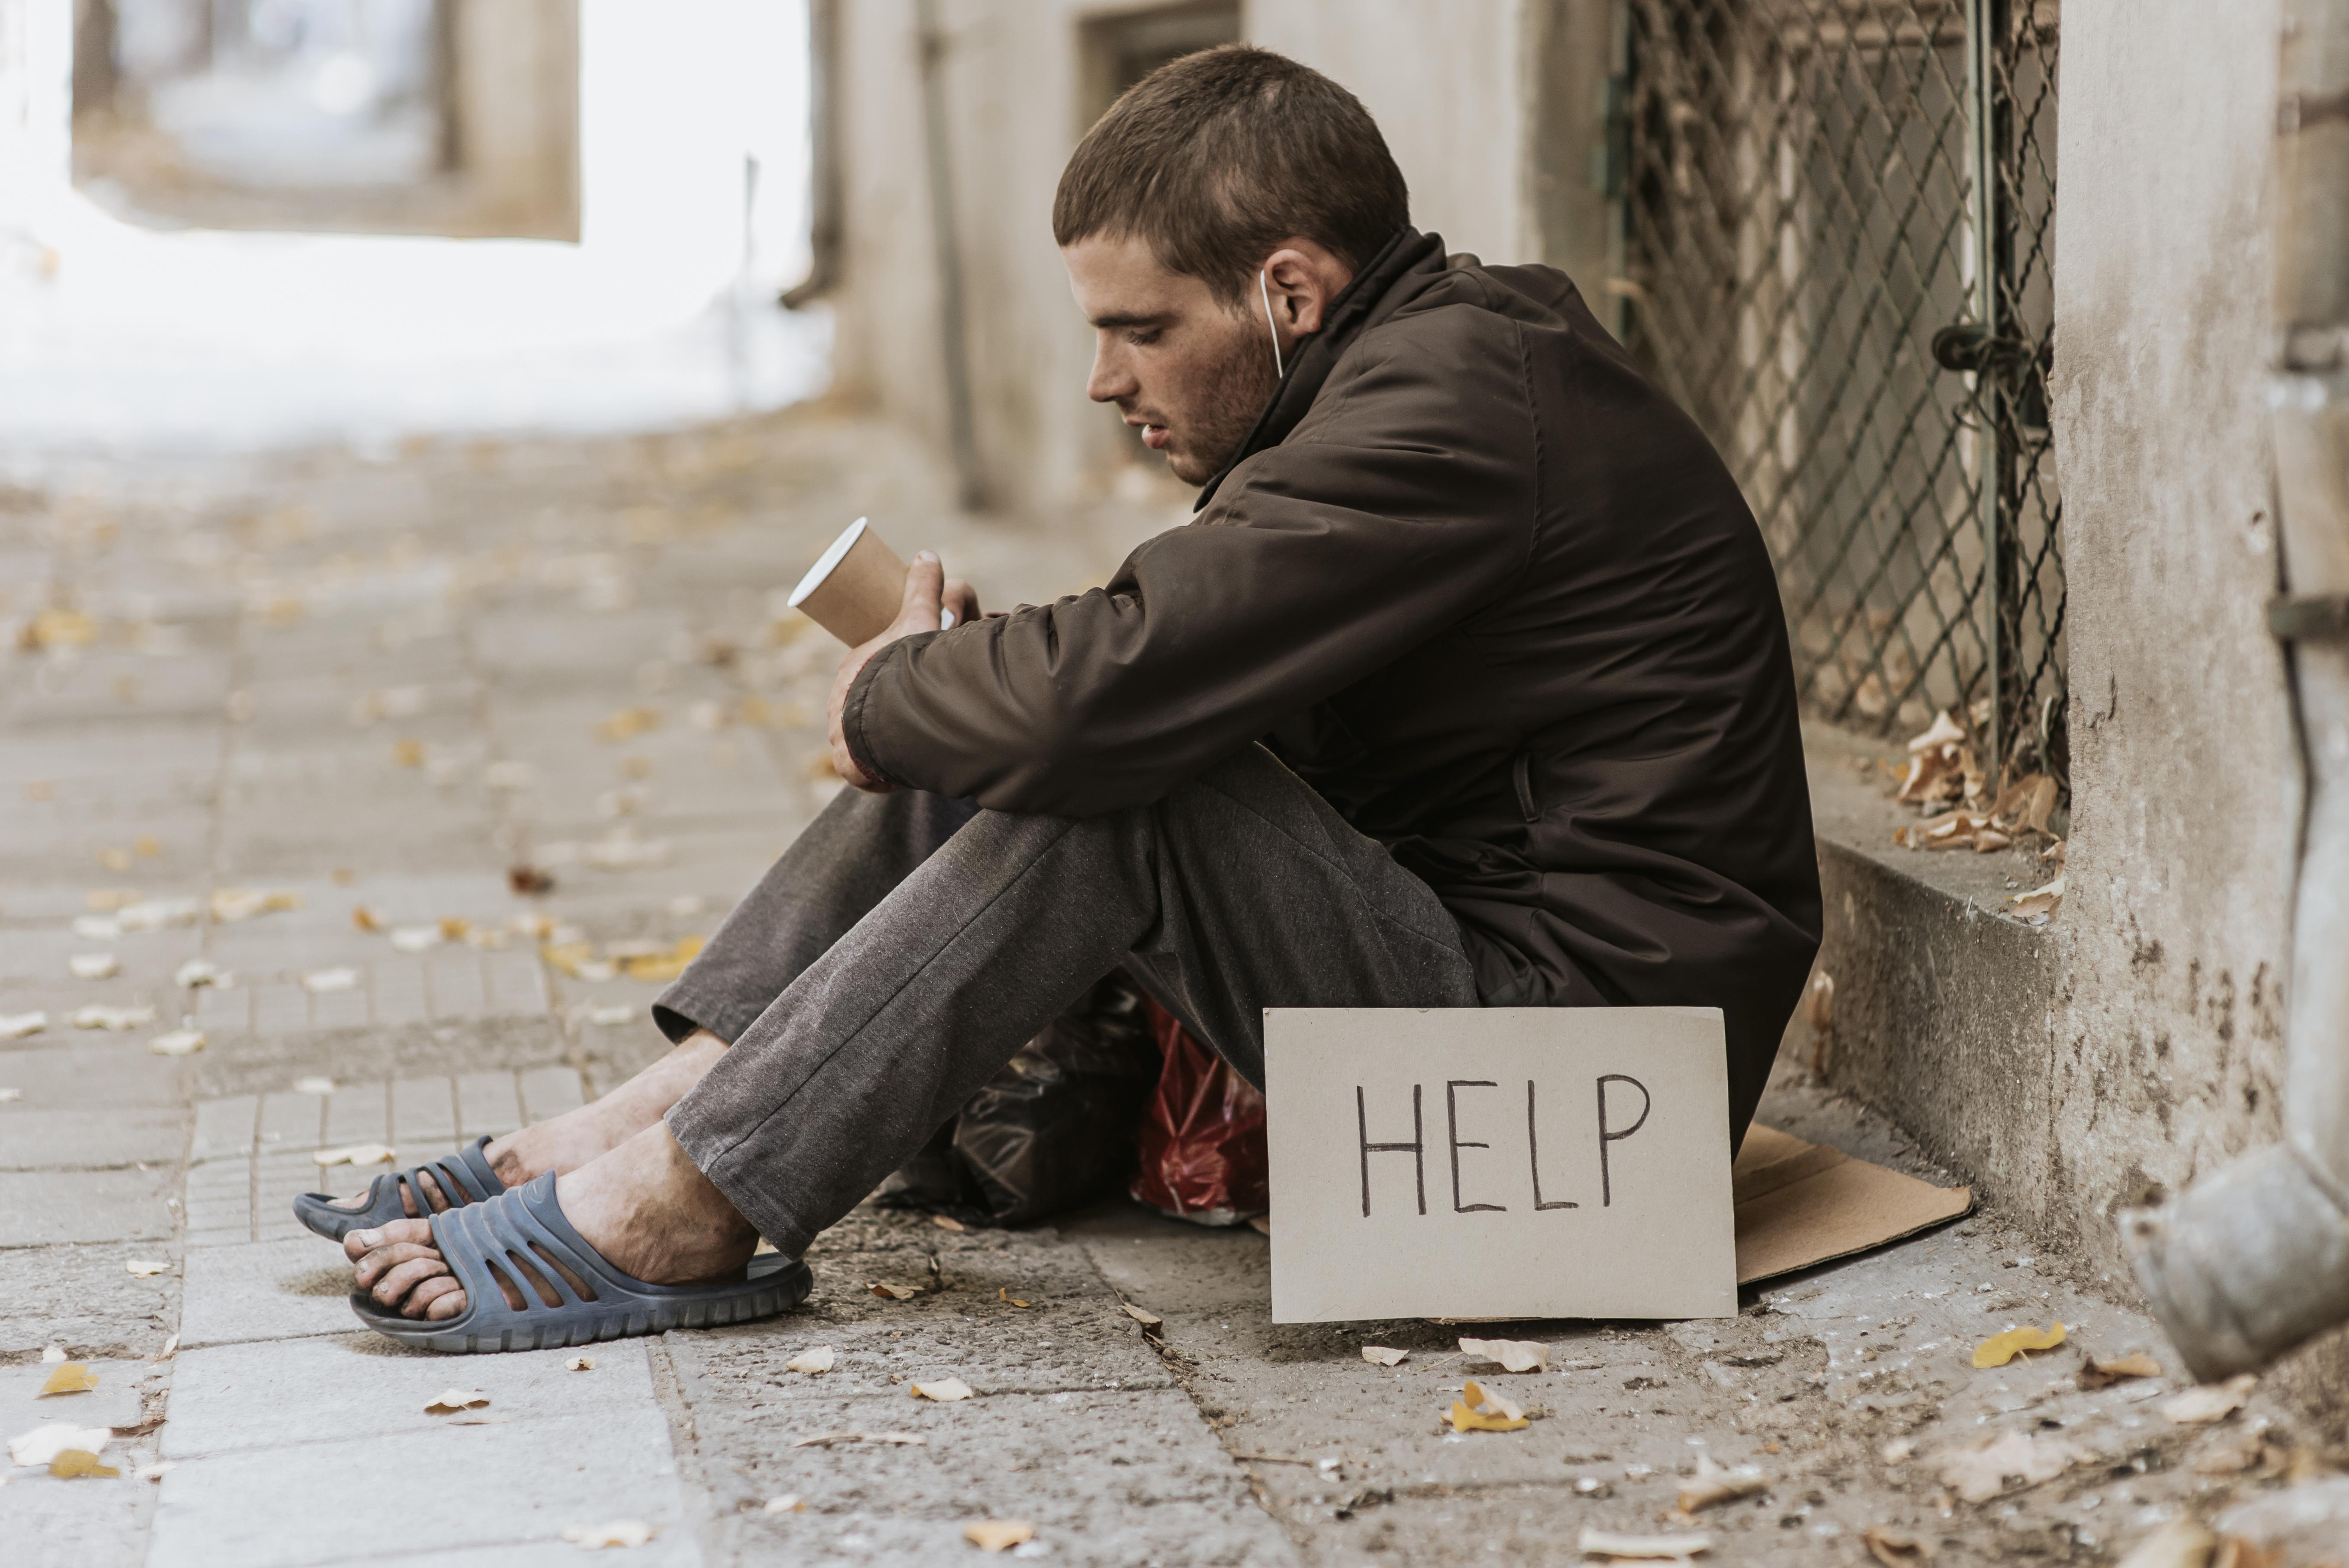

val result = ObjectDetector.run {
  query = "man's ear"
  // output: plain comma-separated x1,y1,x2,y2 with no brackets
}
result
1260,240,1354,340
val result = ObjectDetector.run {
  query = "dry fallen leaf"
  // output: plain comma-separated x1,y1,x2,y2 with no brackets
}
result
1907,711,1967,753
0,1012,47,1040
595,707,662,743
314,1144,395,1168
619,935,704,984
1448,1379,1528,1433
910,1378,974,1402
37,1363,98,1397
2112,1519,2217,1568
124,1260,170,1277
1677,1453,1771,1512
560,1520,655,1549
998,1288,1030,1308
153,1334,177,1363
761,1494,805,1514
1862,1524,1934,1565
295,1077,335,1095
2008,874,2066,918
933,1213,966,1233
69,953,119,980
0,1089,20,1103
133,1460,176,1482
174,959,226,988
1362,1346,1410,1367
1973,1322,2067,1368
1459,1336,1549,1372
2162,1374,2257,1426
566,1356,595,1372
790,1430,926,1448
425,1388,491,1415
48,1449,119,1479
10,1424,110,1468
211,887,301,922
302,967,359,994
351,905,383,932
41,1344,65,1362
392,738,427,767
74,1004,155,1031
1121,1302,1163,1328
392,925,444,954
2081,1351,2165,1389
964,1520,1036,1552
1934,1429,2084,1502
148,1029,205,1057
786,1347,835,1376
870,1282,921,1301
1577,1527,1712,1560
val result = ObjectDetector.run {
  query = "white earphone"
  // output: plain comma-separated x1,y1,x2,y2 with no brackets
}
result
1259,269,1285,379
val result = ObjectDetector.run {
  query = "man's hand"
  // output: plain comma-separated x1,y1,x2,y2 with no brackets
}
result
827,551,979,792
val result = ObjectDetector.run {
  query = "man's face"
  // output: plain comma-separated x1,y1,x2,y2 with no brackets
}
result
1064,234,1278,486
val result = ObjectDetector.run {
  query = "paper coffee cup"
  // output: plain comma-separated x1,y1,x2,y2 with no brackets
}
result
788,517,909,647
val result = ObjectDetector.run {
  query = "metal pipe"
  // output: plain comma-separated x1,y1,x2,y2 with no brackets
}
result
2123,0,2349,1382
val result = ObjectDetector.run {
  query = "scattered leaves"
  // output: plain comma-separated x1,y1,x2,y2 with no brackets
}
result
870,1282,921,1301
964,1520,1036,1553
2008,874,2066,919
2162,1374,2257,1425
618,935,705,983
1121,1302,1163,1328
1448,1379,1528,1433
48,1449,119,1479
125,1260,170,1277
1459,1336,1548,1373
352,905,383,932
392,739,426,767
0,1089,20,1103
911,1379,974,1402
566,1356,595,1372
424,1388,491,1415
761,1494,805,1514
1361,1346,1409,1367
561,1520,655,1549
210,888,301,923
0,1012,45,1040
1577,1528,1712,1560
998,1289,1029,1308
302,967,359,994
73,1005,154,1031
42,1345,66,1362
1677,1453,1771,1512
933,1214,966,1233
37,1363,98,1397
1973,1323,2066,1367
295,1077,336,1095
786,1347,834,1376
2112,1520,2217,1568
174,959,226,988
153,1334,178,1363
10,1424,109,1468
508,865,555,896
392,925,443,953
148,1030,205,1057
315,1144,396,1167
1933,1429,2085,1502
2080,1351,2164,1388
68,953,119,980
595,707,662,743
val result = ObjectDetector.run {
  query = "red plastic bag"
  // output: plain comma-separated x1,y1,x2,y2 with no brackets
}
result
1130,998,1268,1225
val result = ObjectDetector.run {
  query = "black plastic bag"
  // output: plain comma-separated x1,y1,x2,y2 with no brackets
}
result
876,971,1161,1227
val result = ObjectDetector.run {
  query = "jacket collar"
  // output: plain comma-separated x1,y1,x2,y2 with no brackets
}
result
1191,227,1447,511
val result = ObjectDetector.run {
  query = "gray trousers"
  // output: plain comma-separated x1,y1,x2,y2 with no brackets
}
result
656,744,1480,1257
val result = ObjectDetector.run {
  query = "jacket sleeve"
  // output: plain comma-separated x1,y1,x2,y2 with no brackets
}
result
842,322,1540,815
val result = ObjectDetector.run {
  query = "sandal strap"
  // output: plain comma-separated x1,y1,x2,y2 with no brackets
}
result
394,1135,503,1216
430,1174,605,1312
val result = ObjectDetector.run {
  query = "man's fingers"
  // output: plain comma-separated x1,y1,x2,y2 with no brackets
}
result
943,577,981,625
900,551,944,626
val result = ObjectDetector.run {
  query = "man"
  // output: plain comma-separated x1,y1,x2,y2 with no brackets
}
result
331,45,1820,1344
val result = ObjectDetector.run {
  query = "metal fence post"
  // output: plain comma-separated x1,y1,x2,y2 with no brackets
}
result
1967,0,2005,770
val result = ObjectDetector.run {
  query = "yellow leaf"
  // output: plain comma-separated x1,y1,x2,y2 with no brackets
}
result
352,905,382,932
910,1378,973,1402
998,1288,1030,1308
392,738,426,767
1973,1323,2066,1368
48,1449,119,1479
38,1363,98,1397
1448,1378,1528,1433
438,916,471,941
595,707,662,743
964,1520,1036,1552
96,847,133,872
26,608,96,648
619,935,705,983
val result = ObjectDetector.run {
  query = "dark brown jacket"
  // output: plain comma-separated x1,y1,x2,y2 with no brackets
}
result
844,229,1822,1138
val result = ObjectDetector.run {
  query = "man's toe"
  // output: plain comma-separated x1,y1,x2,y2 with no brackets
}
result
370,1254,451,1308
406,1276,466,1321
346,1218,433,1262
352,1240,440,1288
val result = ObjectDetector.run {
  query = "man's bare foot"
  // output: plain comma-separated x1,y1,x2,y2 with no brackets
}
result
345,1120,759,1321
322,1031,728,1217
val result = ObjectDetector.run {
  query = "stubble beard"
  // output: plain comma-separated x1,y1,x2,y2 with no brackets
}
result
1161,316,1282,487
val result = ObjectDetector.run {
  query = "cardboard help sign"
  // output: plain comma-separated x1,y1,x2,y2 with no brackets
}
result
1264,1007,1736,1323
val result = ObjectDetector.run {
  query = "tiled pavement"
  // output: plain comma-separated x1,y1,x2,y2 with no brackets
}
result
1,413,2328,1566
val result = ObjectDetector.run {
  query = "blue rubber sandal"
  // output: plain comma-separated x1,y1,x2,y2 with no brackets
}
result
348,1173,811,1353
293,1135,506,1243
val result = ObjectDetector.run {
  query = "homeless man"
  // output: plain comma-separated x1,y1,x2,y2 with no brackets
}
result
316,45,1822,1347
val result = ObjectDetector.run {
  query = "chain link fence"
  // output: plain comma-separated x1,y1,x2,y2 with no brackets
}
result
1618,0,2063,779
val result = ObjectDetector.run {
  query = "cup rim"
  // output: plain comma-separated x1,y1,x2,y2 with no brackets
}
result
787,516,870,609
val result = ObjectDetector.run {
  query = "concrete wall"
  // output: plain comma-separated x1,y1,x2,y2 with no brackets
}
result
2042,0,2301,1275
822,0,1598,511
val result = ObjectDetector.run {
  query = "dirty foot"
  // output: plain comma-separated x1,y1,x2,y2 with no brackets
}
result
345,1119,759,1320
323,1030,728,1218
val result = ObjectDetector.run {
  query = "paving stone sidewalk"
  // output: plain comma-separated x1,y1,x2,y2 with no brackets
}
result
1,413,2333,1565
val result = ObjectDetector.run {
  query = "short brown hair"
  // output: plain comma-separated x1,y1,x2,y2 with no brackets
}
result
1053,45,1409,305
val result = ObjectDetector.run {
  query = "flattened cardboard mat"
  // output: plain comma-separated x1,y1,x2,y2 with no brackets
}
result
1732,1123,1974,1285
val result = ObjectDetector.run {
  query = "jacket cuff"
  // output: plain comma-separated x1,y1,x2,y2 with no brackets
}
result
841,632,936,789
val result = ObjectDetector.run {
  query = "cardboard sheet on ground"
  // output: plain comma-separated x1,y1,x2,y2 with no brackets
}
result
1730,1123,1973,1284
1264,1007,1738,1323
